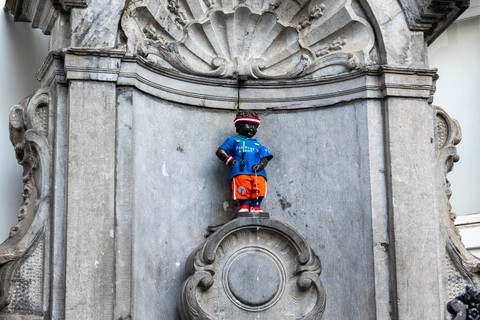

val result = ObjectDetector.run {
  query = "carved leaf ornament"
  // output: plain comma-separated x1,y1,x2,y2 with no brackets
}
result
435,106,480,317
0,88,52,314
121,0,375,79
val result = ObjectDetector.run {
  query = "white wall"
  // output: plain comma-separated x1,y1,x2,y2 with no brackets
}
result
455,213,480,258
429,15,480,217
0,1,49,242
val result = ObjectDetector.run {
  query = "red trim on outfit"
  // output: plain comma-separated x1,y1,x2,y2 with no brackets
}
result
234,116,261,125
225,155,234,165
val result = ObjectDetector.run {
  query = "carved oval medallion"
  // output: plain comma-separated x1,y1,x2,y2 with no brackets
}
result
224,248,285,310
179,219,326,320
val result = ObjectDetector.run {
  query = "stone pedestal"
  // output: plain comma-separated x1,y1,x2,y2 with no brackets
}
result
180,218,326,319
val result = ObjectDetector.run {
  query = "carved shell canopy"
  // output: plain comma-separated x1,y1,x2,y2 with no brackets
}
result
121,0,375,79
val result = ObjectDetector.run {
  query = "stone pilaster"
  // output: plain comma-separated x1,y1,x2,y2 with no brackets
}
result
64,80,116,319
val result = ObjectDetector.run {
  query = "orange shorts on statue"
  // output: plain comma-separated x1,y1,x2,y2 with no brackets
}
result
231,175,267,200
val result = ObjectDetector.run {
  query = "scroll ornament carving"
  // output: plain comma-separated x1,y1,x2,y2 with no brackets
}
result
0,88,53,315
434,107,480,306
179,218,326,320
121,0,375,79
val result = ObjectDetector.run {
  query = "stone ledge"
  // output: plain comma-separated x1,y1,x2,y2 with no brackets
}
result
0,314,43,320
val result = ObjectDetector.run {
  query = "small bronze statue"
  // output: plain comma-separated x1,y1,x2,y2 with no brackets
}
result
216,112,273,215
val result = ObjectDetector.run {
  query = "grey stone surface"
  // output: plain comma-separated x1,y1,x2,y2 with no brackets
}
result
2,0,476,319
50,84,68,320
116,60,436,110
119,91,376,319
114,88,134,320
227,252,281,306
398,0,468,44
364,99,392,319
64,81,116,319
384,98,443,317
70,0,127,47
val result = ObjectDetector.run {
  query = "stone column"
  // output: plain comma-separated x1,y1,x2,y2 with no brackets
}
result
64,80,117,319
384,97,443,318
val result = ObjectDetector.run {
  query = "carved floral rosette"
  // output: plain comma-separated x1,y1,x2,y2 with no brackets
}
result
0,88,53,316
121,0,375,79
434,106,480,317
179,218,326,320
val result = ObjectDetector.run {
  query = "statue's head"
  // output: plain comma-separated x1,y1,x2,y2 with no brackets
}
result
234,111,260,138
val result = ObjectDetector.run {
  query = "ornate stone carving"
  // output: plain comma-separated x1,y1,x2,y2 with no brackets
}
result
121,0,375,79
0,88,53,316
447,285,480,320
434,107,480,304
179,218,326,319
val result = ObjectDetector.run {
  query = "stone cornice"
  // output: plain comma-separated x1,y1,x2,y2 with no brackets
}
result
50,0,87,12
399,0,469,44
117,62,437,109
36,51,66,86
5,0,58,34
63,49,124,82
37,48,126,86
5,0,88,34
37,49,439,109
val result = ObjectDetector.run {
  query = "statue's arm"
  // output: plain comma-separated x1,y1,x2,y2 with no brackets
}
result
216,148,236,167
252,157,270,172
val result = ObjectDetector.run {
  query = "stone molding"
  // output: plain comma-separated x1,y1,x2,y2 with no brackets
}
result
115,61,437,109
120,0,375,80
37,48,438,109
5,0,59,34
179,218,326,320
399,0,469,44
36,52,67,86
50,0,88,11
0,88,54,317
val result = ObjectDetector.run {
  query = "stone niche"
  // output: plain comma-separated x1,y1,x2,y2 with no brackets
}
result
112,2,381,318
179,218,326,319
117,91,378,319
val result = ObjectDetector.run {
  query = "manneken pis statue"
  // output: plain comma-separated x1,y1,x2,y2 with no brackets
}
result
216,112,273,214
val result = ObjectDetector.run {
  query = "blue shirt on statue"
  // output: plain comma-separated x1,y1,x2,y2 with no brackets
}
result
218,135,273,180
